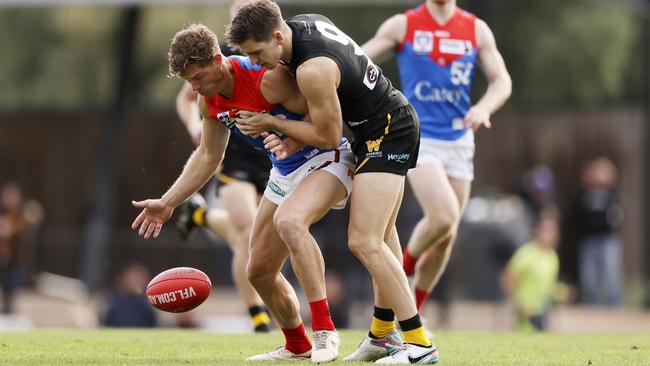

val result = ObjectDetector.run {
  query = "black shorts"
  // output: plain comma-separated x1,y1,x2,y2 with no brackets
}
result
217,135,271,194
352,104,420,176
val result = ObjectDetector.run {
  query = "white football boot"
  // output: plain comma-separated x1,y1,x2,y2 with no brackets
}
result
343,330,403,362
246,346,311,361
374,343,439,364
311,330,340,363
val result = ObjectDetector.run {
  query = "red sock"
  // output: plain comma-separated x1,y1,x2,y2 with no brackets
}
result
414,287,430,311
309,298,336,331
281,323,312,354
403,248,418,276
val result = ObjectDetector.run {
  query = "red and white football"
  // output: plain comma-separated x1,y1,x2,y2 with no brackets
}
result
145,267,211,313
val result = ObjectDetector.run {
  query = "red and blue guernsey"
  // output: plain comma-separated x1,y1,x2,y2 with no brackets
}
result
205,56,336,176
396,5,478,141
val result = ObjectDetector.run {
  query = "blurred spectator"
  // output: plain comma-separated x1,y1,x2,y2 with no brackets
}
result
518,165,557,226
103,263,157,327
571,157,623,305
501,205,570,331
0,182,43,314
459,190,530,301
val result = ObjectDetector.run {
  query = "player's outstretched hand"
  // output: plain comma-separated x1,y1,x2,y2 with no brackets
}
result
235,110,273,138
262,132,289,160
131,199,174,239
464,105,491,131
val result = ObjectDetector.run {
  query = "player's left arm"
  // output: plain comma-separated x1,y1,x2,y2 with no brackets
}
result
464,19,512,131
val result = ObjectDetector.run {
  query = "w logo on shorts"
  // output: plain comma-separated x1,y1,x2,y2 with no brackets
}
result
366,138,383,153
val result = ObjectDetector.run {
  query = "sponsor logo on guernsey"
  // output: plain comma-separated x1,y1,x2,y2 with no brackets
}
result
363,63,379,90
216,111,236,128
387,153,410,163
414,81,463,103
147,287,197,305
413,30,434,53
434,30,450,38
267,180,286,197
439,39,473,56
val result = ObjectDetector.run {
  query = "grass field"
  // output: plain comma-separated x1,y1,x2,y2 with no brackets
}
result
0,329,648,365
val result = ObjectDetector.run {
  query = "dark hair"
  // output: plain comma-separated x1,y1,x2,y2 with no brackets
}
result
168,23,220,77
225,0,283,48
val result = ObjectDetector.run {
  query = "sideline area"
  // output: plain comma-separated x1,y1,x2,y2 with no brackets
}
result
2,289,649,333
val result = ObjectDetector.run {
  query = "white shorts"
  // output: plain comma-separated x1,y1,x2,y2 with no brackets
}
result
412,132,475,181
264,143,355,209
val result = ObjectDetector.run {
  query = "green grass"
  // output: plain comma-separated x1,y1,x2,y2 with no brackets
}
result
0,329,648,365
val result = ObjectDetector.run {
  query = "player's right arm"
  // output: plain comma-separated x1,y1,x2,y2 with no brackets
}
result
236,59,342,149
160,98,229,207
176,83,203,146
131,98,229,239
361,14,406,64
267,58,343,149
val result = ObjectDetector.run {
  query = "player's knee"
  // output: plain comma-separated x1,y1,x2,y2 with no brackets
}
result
246,259,274,286
274,211,308,245
347,234,382,260
232,221,254,242
425,213,457,239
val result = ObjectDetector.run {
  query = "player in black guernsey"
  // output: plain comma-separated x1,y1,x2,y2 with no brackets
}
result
227,1,437,364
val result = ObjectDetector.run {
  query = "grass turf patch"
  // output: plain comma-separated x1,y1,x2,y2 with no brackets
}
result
0,329,648,365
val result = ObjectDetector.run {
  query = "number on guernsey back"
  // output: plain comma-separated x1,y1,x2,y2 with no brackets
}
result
314,20,378,90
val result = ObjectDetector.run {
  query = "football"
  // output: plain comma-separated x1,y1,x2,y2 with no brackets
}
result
145,267,211,313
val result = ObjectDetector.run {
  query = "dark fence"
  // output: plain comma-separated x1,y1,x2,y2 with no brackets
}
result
0,106,645,297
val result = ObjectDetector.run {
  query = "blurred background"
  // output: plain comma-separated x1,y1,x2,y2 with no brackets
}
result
1,0,649,332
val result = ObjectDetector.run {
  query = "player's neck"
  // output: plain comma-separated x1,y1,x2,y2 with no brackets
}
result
280,23,293,63
426,0,456,25
218,58,236,99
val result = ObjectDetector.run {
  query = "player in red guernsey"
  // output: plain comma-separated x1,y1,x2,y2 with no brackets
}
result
173,0,272,333
131,24,355,363
360,1,511,359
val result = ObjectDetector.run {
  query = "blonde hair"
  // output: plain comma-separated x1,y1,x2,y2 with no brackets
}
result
168,23,220,77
